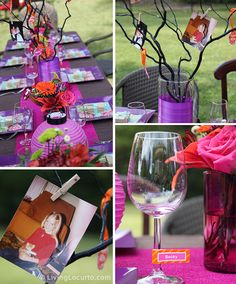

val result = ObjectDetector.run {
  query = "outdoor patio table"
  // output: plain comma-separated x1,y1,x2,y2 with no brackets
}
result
116,235,236,284
0,32,113,163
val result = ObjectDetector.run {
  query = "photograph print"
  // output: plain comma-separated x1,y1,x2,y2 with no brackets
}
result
182,12,217,51
0,175,97,284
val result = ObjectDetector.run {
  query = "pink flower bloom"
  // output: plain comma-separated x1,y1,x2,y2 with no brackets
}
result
60,90,76,105
39,27,46,35
197,126,236,174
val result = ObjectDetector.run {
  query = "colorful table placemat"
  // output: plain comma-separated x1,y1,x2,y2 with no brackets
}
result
75,96,113,121
116,248,236,284
63,48,91,60
0,55,27,67
0,109,33,134
61,33,81,43
5,40,26,51
62,66,104,83
0,75,32,91
115,107,155,123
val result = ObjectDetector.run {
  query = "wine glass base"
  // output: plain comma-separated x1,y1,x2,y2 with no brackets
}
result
19,139,31,147
138,271,184,284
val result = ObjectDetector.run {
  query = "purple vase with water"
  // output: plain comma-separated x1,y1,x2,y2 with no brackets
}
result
204,171,236,273
158,71,197,123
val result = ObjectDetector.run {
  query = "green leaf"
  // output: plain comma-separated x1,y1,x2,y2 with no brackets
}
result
31,149,43,161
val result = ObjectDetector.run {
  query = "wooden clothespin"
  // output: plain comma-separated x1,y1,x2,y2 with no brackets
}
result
200,8,211,19
138,12,141,24
9,0,13,24
51,174,80,201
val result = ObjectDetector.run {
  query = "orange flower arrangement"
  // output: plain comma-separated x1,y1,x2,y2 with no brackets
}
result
35,81,57,96
28,74,75,112
196,125,212,134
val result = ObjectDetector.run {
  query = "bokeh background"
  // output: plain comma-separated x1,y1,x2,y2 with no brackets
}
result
116,125,205,236
0,170,113,284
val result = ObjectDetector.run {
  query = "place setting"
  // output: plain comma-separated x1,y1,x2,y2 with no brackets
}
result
115,102,155,123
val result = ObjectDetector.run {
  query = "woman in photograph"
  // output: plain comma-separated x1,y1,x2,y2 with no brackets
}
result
190,23,208,44
0,212,62,269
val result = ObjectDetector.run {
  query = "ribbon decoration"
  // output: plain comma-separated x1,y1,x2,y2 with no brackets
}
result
229,8,236,45
97,188,113,270
141,48,150,79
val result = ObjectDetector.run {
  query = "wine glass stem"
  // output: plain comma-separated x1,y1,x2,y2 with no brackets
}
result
153,217,163,274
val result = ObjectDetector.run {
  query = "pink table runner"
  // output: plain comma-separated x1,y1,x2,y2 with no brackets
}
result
16,61,99,152
116,248,236,284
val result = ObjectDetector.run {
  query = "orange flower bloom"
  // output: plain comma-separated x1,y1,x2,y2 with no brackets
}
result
197,125,212,134
36,82,56,96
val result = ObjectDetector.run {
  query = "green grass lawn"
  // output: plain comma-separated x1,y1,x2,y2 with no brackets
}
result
0,232,112,284
116,3,236,121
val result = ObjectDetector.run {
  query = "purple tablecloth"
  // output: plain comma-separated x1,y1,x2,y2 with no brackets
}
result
116,248,236,284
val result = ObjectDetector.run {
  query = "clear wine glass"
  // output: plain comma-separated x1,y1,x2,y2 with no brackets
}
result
57,45,65,66
24,47,34,64
14,103,32,146
25,63,38,85
127,132,187,284
68,103,86,127
128,101,146,123
209,99,229,123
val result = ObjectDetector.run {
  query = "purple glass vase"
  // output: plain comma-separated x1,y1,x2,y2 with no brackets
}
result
158,71,196,123
38,57,61,82
204,171,236,273
158,95,193,123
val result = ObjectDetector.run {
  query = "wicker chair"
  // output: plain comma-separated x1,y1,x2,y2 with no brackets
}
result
85,33,113,77
162,196,203,235
116,66,199,121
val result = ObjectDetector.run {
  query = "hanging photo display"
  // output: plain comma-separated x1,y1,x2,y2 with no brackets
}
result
229,8,236,45
182,12,217,51
0,176,97,284
132,21,147,49
130,0,141,4
9,21,24,42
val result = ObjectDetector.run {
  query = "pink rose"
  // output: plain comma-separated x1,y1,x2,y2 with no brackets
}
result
60,90,76,105
197,126,236,174
39,27,46,35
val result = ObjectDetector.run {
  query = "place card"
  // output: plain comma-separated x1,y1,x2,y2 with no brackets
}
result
0,175,97,284
152,249,190,264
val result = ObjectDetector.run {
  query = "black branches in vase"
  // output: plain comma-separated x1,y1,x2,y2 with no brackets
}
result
116,0,236,102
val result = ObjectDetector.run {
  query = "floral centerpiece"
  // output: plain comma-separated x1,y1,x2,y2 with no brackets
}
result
28,128,106,167
167,125,236,273
27,73,75,112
